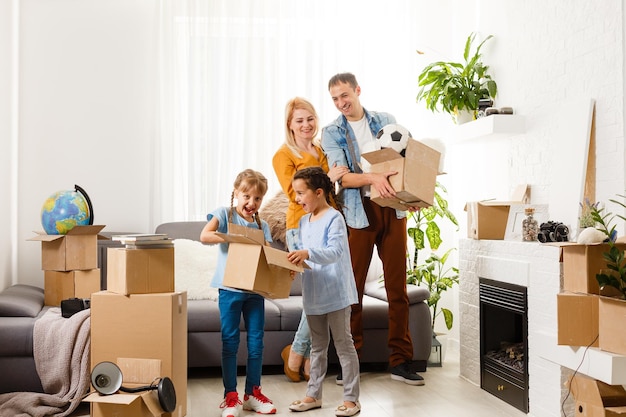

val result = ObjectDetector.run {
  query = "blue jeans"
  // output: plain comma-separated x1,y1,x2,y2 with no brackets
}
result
286,229,311,358
218,289,265,396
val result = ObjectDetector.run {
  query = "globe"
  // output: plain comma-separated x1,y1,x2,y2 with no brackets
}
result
41,186,93,235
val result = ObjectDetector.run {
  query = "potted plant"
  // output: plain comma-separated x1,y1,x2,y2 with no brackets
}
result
416,32,498,124
404,182,459,365
590,195,626,298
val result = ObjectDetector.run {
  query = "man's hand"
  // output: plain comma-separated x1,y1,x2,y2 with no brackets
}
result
371,171,398,199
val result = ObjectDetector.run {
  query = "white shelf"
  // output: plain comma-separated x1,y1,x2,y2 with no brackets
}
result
446,114,526,142
535,331,626,385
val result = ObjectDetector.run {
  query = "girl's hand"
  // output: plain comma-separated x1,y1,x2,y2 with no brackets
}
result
287,249,309,265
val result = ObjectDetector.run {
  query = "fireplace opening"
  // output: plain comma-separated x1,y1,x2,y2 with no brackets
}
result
479,278,529,413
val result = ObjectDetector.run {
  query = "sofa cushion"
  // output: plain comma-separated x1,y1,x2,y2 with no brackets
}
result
364,281,430,305
266,295,303,331
187,298,283,332
0,285,45,318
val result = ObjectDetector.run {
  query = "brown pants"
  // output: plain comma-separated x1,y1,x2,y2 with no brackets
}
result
348,198,413,367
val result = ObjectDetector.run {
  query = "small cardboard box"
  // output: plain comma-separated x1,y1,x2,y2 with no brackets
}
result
557,292,599,347
107,247,175,295
361,138,441,210
568,373,626,417
217,224,304,299
562,243,626,295
28,225,106,271
464,185,529,240
43,269,101,306
86,358,170,417
599,296,626,356
91,291,187,417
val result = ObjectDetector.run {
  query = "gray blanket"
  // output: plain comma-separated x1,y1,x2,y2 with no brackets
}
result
0,307,91,417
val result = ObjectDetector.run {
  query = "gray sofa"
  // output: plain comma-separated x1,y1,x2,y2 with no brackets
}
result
0,284,49,394
155,221,433,372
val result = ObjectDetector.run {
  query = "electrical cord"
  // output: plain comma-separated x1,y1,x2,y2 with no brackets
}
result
561,333,599,417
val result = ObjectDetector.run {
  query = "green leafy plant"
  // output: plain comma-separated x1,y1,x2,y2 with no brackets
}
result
408,249,459,330
416,33,498,122
590,194,626,299
579,198,599,229
405,182,460,330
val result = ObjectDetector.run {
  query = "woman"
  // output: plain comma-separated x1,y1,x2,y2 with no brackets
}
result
272,97,348,382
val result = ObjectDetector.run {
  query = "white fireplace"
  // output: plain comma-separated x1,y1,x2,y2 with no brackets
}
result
459,238,626,416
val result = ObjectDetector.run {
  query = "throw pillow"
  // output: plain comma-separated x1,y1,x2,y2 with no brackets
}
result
174,238,219,300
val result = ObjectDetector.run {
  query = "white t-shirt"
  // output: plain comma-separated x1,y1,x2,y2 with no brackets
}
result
348,116,379,196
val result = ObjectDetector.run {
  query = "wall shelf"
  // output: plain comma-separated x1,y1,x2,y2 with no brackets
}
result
447,114,526,143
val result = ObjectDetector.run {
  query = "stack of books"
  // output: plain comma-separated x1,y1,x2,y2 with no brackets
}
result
111,233,174,249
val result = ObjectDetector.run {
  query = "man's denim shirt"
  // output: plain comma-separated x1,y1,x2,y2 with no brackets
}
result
321,108,407,229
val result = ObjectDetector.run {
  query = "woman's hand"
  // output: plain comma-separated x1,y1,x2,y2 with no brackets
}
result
327,163,349,183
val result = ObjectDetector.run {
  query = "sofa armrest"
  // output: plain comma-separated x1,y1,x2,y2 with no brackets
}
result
364,281,430,305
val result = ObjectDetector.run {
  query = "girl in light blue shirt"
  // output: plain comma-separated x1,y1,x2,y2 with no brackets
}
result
286,166,360,417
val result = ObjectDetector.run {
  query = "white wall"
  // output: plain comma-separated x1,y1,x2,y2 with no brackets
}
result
0,0,15,289
13,0,158,286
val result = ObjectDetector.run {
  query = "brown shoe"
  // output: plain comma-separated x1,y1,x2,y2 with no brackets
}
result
281,345,301,382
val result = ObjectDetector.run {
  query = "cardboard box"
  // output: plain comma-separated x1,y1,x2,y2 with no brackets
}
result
91,291,187,417
86,358,171,417
217,224,304,299
568,373,626,416
107,247,175,295
562,243,626,295
557,292,599,347
43,269,101,306
465,185,529,240
599,296,626,356
28,225,105,271
361,138,441,210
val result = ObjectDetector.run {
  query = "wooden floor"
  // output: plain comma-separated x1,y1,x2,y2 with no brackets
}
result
73,347,528,416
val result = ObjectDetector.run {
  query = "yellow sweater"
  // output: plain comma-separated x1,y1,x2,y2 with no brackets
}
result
272,144,330,230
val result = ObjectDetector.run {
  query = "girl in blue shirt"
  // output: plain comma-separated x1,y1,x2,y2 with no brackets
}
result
200,169,276,417
286,166,360,417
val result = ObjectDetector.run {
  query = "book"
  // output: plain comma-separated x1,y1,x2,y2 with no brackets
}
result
111,233,169,242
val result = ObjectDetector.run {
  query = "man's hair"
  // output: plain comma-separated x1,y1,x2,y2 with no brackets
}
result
328,72,358,90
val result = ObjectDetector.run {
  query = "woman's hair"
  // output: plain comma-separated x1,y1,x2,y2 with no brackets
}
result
293,166,342,213
284,97,319,158
230,169,268,229
328,72,358,90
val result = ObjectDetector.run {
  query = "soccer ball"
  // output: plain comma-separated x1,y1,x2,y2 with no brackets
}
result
376,123,412,156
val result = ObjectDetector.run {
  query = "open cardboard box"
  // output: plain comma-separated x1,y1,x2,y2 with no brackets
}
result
568,373,626,416
85,358,176,417
557,243,626,295
464,185,529,240
217,224,305,299
361,138,442,210
28,225,106,271
599,296,626,356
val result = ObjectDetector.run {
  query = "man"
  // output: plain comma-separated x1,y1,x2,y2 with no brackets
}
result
321,72,424,386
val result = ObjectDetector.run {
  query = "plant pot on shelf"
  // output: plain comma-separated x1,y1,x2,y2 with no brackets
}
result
454,109,475,125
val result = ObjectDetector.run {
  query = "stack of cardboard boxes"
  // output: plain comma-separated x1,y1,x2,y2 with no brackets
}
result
87,240,188,417
29,225,105,306
558,242,626,416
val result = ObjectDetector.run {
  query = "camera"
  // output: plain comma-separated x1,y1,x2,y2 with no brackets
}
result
537,221,569,243
61,297,91,318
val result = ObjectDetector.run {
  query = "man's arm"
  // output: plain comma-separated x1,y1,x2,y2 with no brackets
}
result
341,171,398,199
